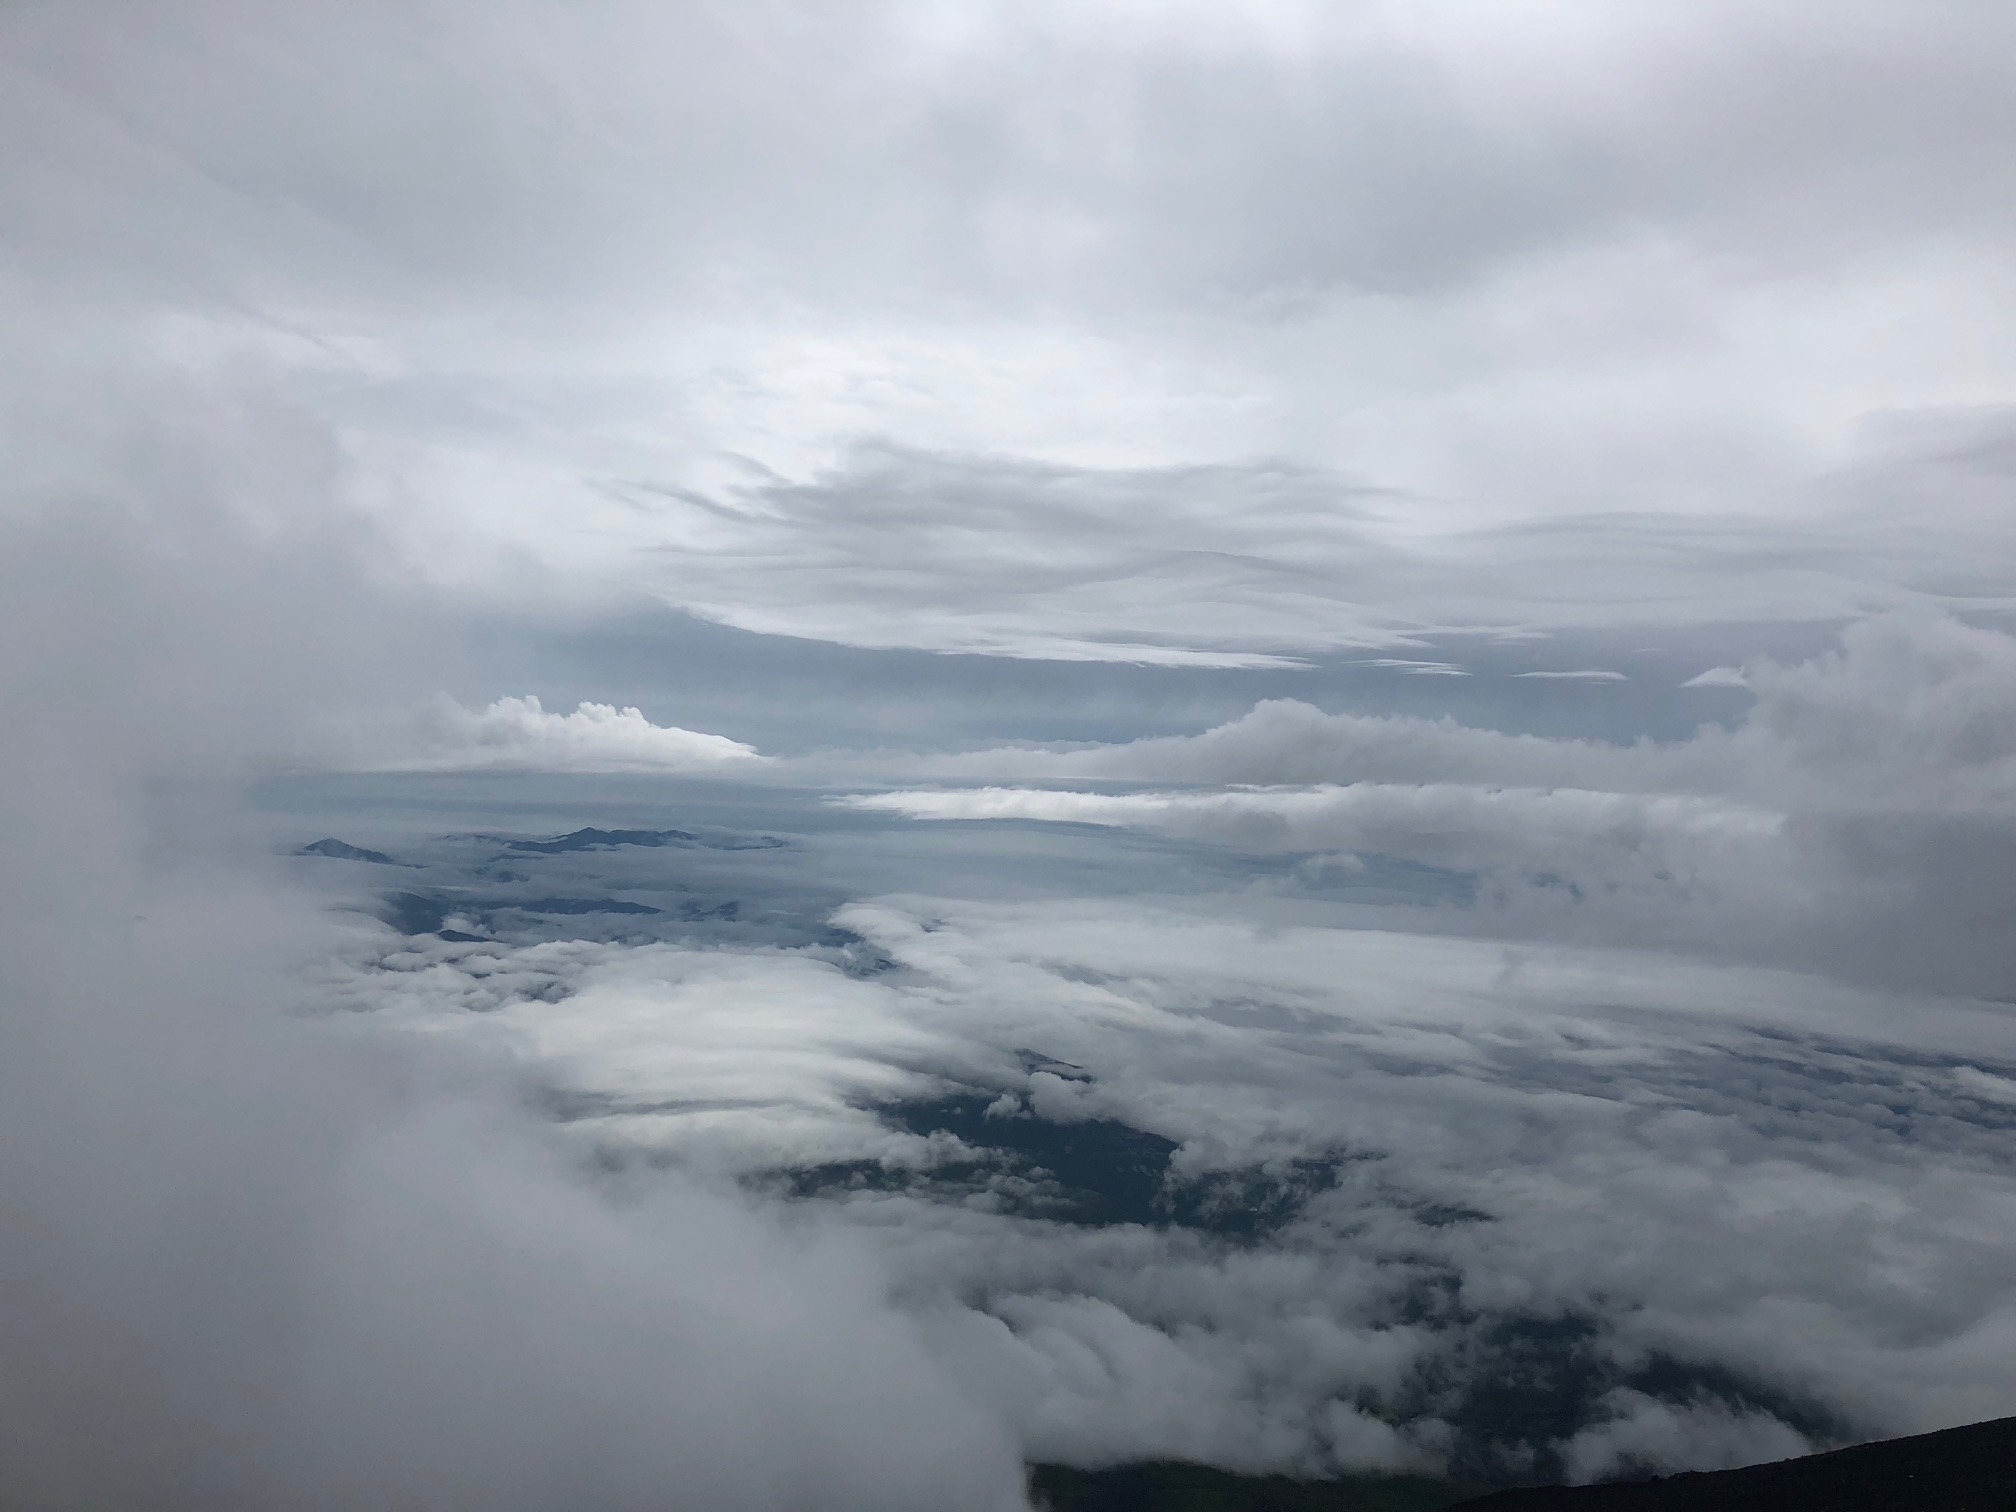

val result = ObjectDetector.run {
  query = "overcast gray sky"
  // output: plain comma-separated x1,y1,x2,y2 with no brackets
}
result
8,0,2016,676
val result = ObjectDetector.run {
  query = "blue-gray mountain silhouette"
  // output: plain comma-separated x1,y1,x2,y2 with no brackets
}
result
296,838,410,865
501,827,787,854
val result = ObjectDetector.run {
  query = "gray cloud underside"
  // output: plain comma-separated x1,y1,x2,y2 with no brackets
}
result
13,1,2016,310
10,1,2016,660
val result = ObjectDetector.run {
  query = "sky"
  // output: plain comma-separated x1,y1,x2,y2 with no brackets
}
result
3,2,2014,1507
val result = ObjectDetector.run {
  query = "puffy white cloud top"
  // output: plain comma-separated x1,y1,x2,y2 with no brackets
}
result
389,695,764,773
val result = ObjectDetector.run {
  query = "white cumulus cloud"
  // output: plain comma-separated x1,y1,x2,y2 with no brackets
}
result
388,695,764,773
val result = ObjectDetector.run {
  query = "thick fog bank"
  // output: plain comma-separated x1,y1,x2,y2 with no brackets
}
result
0,362,1026,1512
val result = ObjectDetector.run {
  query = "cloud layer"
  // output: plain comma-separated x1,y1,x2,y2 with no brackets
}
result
842,615,2016,997
335,886,2016,1482
617,442,2016,665
10,0,2016,648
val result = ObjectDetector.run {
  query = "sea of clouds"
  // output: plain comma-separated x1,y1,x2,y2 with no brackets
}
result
6,3,2015,1508
283,610,2016,1487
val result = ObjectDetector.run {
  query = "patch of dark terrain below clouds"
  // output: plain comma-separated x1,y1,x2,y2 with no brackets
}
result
788,1084,1849,1487
300,823,883,956
762,1041,1863,1486
293,823,1998,1487
784,1065,1373,1238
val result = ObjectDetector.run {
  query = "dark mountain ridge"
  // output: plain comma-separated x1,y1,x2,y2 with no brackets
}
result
294,837,411,865
1030,1413,2016,1512
1451,1410,2016,1510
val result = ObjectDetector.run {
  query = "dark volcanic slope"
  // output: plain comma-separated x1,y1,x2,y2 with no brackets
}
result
1450,1413,2016,1511
1031,1462,1482,1512
1029,1416,2016,1512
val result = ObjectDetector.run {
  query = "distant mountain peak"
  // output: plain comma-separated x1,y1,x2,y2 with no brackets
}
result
1017,1049,1094,1082
295,838,407,866
501,826,789,854
505,827,697,854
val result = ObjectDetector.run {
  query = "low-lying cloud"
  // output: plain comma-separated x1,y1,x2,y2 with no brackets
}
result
337,889,2016,1482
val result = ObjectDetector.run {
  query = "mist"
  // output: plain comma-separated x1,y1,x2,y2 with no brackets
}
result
0,335,1026,1510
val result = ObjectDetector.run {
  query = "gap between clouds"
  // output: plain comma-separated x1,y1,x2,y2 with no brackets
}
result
339,608,2016,780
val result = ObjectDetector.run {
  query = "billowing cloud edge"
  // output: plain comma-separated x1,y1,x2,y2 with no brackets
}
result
371,695,766,773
